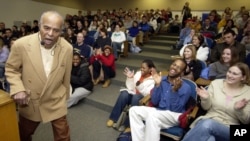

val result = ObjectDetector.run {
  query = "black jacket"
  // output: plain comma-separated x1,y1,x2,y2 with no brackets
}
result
71,61,93,91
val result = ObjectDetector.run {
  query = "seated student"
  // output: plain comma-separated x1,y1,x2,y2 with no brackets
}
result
200,18,217,38
82,28,95,47
89,45,115,88
182,45,202,81
182,29,196,47
138,16,151,46
240,31,250,55
211,29,246,63
182,62,250,141
68,52,93,108
93,28,112,51
0,38,9,77
106,59,156,130
73,32,91,60
209,47,239,80
172,21,192,50
180,34,210,62
0,37,9,90
111,24,126,59
127,21,142,53
168,14,181,33
217,19,238,39
129,59,192,141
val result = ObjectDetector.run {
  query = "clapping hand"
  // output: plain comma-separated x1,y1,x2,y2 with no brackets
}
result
152,68,161,86
124,67,134,78
196,86,209,99
234,98,249,110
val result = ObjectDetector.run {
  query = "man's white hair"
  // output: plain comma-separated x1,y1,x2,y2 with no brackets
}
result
39,11,64,29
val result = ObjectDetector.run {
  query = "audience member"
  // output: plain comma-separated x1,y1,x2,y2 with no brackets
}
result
3,28,14,48
111,24,126,59
209,47,239,80
182,45,202,81
201,18,217,38
73,32,91,60
31,20,39,33
89,45,115,88
129,59,192,141
64,27,76,45
217,19,238,38
182,62,250,141
173,21,192,49
107,59,156,131
81,28,95,47
68,52,93,108
138,16,150,46
211,29,246,63
93,28,112,50
0,38,9,80
180,34,210,62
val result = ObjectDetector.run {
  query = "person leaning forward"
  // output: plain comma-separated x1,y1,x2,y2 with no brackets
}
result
5,11,72,141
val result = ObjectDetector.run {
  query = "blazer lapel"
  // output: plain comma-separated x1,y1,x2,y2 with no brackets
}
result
26,33,47,83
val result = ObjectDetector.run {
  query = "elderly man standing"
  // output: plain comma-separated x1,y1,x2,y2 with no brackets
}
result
5,11,72,141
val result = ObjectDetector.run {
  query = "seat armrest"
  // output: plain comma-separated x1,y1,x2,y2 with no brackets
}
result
139,94,151,106
189,106,199,119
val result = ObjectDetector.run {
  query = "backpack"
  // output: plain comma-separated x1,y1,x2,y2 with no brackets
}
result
116,132,132,141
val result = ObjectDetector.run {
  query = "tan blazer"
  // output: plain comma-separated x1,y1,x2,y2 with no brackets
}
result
5,33,73,123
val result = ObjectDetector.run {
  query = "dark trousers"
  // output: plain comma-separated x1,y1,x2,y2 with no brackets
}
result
92,60,115,80
19,115,70,141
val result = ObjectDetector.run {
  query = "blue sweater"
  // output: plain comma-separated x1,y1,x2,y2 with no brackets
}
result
151,76,191,113
73,43,91,59
128,27,139,37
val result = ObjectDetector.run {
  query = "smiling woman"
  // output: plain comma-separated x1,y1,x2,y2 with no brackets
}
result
182,62,250,141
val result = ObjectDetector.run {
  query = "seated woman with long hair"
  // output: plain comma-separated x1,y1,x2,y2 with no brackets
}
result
89,45,115,88
180,34,210,62
209,47,239,80
182,44,202,81
106,59,156,131
182,62,250,141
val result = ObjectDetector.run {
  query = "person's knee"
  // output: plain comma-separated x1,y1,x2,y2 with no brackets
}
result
199,119,215,131
119,91,129,99
131,95,142,106
129,106,140,115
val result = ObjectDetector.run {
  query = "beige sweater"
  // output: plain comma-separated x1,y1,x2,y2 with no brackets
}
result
190,79,250,128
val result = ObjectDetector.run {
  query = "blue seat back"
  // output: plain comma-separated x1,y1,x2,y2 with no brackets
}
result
88,30,96,38
182,78,197,100
204,37,214,49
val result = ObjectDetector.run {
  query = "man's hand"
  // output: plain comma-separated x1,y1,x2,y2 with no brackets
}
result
12,91,29,106
152,68,161,87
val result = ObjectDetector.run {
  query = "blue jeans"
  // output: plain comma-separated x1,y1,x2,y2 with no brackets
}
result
112,42,123,59
182,119,230,141
109,90,143,123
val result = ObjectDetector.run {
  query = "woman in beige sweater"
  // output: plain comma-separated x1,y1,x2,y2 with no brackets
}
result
182,62,250,141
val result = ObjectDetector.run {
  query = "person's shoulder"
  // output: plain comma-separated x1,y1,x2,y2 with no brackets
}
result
12,34,36,49
211,79,224,86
